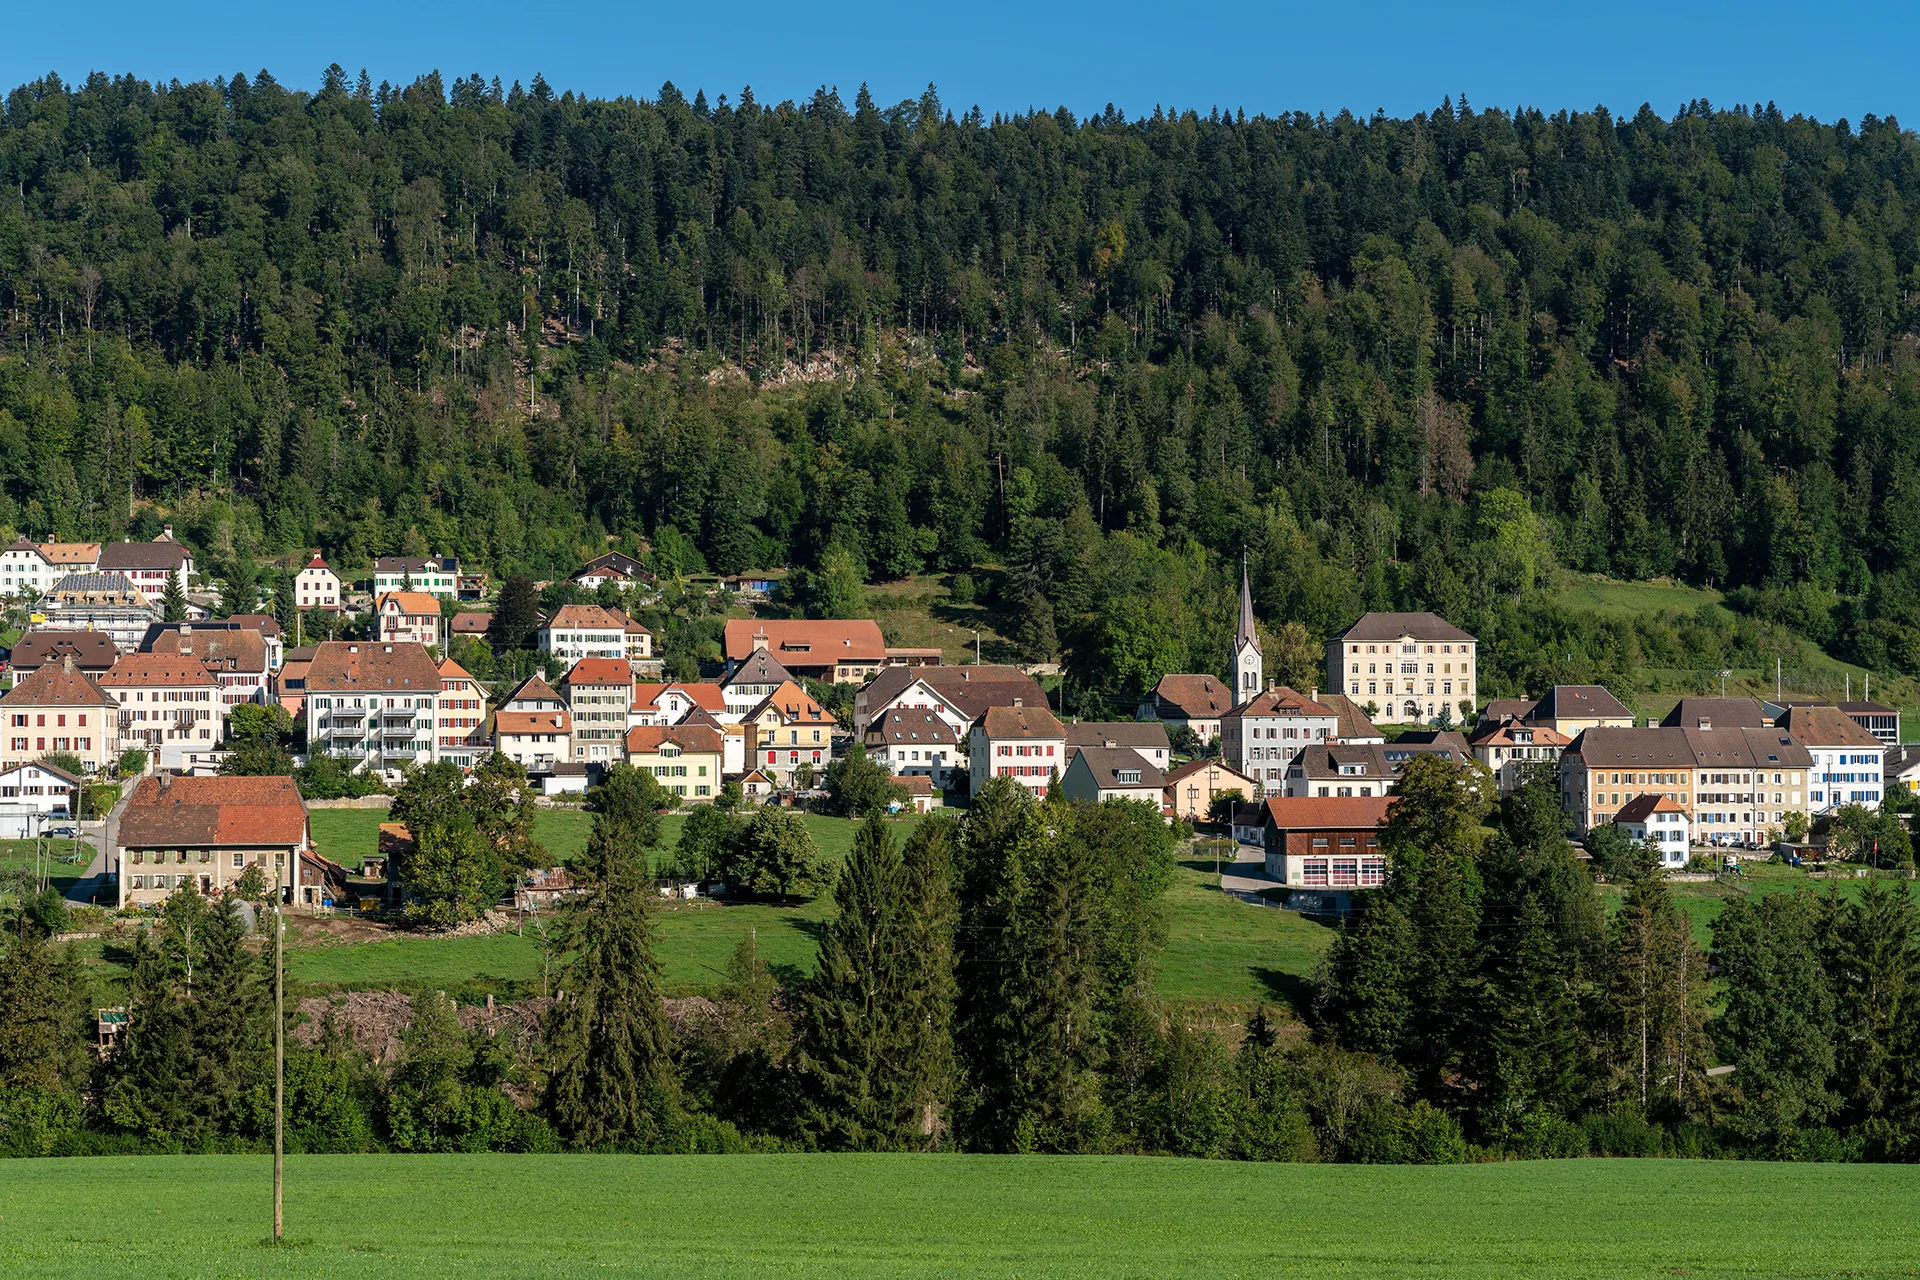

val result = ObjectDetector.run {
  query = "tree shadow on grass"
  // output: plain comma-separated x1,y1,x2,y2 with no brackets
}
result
1253,966,1318,1020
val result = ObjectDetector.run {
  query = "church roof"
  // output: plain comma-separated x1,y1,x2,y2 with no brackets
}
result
1235,560,1261,655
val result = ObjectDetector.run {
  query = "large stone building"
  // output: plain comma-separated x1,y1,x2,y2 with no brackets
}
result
97,653,220,752
1560,726,1814,847
1327,612,1477,726
0,655,120,773
115,774,312,908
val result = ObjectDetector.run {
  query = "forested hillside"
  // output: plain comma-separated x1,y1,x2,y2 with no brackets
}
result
3,70,1919,699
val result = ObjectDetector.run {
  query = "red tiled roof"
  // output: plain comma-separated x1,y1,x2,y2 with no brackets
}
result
0,661,117,707
497,710,571,735
544,604,629,631
564,657,632,687
748,680,837,726
306,640,439,691
724,618,885,663
378,591,442,615
120,775,307,848
1261,795,1396,830
624,724,724,755
99,654,219,688
1615,793,1686,823
148,627,268,673
1162,758,1258,788
1151,673,1235,718
9,630,118,671
980,705,1066,740
647,682,726,712
1232,686,1335,718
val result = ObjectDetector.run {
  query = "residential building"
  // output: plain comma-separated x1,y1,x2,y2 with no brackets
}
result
1061,746,1166,809
145,623,269,709
97,529,194,600
967,705,1067,799
723,618,888,684
456,573,488,601
295,553,343,611
41,572,157,649
744,680,837,785
1327,612,1477,726
1320,692,1385,743
115,774,310,909
450,611,492,640
1887,745,1920,796
721,648,797,720
538,604,636,662
629,681,727,728
1660,698,1767,731
0,655,120,773
1615,794,1692,870
679,707,747,775
1560,726,1814,845
1136,673,1236,745
373,556,461,598
866,708,963,787
572,551,649,589
1775,705,1884,814
1469,720,1573,796
1524,685,1635,735
562,658,633,763
1222,687,1340,792
275,646,315,718
855,664,1049,738
0,539,53,597
1065,721,1172,772
1259,795,1394,893
1162,758,1260,823
377,592,445,648
0,760,84,838
223,616,286,671
436,657,490,769
896,774,941,814
739,768,777,799
623,724,724,801
38,542,100,576
493,675,572,774
97,654,220,752
1282,735,1472,798
305,641,443,779
7,630,118,680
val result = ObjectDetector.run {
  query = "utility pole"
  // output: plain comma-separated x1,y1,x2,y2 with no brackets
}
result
273,896,284,1244
1776,657,1782,703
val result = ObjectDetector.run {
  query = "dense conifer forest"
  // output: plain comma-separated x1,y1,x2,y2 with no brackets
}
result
3,69,1920,695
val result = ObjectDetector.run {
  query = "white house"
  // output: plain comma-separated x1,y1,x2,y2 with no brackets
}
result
97,529,194,602
1065,721,1172,772
374,556,461,599
1060,746,1167,810
1221,687,1340,793
1776,705,1885,814
1614,794,1692,869
295,554,343,611
538,604,630,662
304,641,443,780
0,760,85,837
0,539,54,597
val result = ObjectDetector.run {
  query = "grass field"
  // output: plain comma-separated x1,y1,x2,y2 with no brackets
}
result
2,1153,1916,1278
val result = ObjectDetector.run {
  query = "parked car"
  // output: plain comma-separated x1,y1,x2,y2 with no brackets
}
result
45,824,78,837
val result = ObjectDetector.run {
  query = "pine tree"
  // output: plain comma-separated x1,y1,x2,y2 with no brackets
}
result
160,573,187,623
1712,892,1838,1145
1470,898,1586,1144
1316,896,1416,1057
797,814,917,1148
187,897,275,1136
545,819,678,1147
1600,867,1709,1119
897,815,960,1144
1818,879,1919,1130
0,930,92,1095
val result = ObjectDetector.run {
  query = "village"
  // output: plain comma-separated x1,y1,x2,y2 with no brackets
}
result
0,528,1906,917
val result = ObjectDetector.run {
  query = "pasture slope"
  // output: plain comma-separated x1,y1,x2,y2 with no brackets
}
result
1,1154,1915,1278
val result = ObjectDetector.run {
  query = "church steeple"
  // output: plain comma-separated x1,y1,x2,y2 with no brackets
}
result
1234,554,1262,699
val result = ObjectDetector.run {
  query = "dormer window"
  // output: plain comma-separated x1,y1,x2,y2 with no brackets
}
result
1116,769,1141,785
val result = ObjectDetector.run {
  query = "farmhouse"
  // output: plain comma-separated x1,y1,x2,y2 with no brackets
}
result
116,774,311,908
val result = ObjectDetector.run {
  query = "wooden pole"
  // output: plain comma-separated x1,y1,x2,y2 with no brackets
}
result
274,897,283,1243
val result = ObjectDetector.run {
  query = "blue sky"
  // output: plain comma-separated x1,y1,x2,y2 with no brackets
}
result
8,1,1919,125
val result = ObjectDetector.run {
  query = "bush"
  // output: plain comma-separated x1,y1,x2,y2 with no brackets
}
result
948,573,976,605
1582,1108,1666,1157
116,748,149,777
1514,1112,1589,1160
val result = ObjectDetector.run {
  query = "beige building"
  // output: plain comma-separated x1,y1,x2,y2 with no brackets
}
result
116,774,311,908
1162,758,1260,823
744,680,837,785
1561,726,1813,846
0,655,121,773
436,657,490,770
97,654,220,751
562,658,633,763
1328,612,1477,726
376,592,443,647
1469,720,1574,796
623,724,724,801
147,624,270,710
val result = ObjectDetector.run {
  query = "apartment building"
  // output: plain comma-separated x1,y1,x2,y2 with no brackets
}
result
562,658,633,763
305,641,443,779
723,618,888,684
436,657,490,770
1560,726,1813,846
1775,705,1885,814
0,655,120,773
97,529,194,601
1469,720,1574,796
854,664,1049,739
538,604,633,662
145,624,269,709
967,705,1067,799
1222,687,1340,792
373,556,461,599
744,680,837,785
97,654,220,751
1327,612,1477,726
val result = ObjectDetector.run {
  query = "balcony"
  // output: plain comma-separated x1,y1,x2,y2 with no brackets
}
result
331,707,366,721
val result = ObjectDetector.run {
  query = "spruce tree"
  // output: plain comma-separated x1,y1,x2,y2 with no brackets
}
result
1470,898,1586,1144
797,814,916,1148
1817,879,1919,1129
1600,866,1709,1118
1712,892,1838,1146
160,573,188,623
0,931,92,1096
187,898,275,1136
545,819,678,1147
897,815,960,1143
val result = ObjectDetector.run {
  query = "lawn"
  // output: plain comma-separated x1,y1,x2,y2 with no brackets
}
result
0,838,94,899
1,1153,1915,1278
1551,574,1730,619
1157,857,1334,1008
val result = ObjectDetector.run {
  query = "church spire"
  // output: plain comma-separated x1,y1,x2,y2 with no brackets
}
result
1236,554,1261,654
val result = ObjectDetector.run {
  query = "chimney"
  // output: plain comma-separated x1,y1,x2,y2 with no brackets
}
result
179,622,191,639
63,653,74,673
161,525,173,540
1311,688,1318,702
